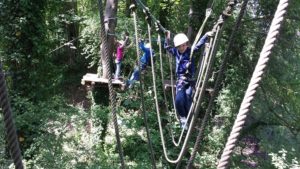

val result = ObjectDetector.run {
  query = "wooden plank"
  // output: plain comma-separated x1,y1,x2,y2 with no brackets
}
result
81,73,126,87
164,79,214,94
164,80,176,90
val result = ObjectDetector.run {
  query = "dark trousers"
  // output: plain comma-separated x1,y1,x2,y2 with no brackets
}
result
175,85,193,118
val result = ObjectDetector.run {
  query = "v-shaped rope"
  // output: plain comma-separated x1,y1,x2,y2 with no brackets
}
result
137,0,237,164
186,0,249,167
160,6,214,148
147,21,223,164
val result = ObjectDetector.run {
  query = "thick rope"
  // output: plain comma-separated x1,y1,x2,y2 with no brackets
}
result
0,65,24,169
97,0,125,168
168,55,178,121
131,5,157,168
157,34,168,113
186,0,249,168
217,0,289,168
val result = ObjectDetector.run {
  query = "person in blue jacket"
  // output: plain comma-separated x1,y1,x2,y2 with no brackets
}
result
165,31,213,129
127,40,155,88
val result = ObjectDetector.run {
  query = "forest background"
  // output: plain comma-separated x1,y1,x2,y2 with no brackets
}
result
0,0,299,168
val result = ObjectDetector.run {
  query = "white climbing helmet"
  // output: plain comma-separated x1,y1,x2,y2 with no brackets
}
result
144,43,151,48
173,33,189,47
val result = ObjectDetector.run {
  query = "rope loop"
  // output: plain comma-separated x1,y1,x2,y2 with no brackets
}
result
129,4,136,12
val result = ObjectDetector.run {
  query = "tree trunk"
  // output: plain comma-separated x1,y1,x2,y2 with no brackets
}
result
187,0,210,42
65,0,78,66
101,0,118,78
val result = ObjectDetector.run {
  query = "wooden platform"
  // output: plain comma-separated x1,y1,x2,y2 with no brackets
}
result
164,79,214,95
164,80,176,90
81,73,126,89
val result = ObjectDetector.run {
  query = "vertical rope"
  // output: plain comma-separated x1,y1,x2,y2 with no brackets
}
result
157,34,168,112
217,0,289,168
157,33,181,147
0,65,24,169
131,5,157,168
186,0,249,168
97,0,125,168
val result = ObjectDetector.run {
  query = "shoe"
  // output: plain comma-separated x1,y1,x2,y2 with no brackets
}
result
180,117,188,130
113,78,121,82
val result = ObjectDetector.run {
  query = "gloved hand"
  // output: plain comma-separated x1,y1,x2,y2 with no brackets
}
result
165,30,171,40
139,38,144,43
206,31,214,37
115,59,120,64
185,61,191,69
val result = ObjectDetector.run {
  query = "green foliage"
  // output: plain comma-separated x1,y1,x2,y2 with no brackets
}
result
1,0,300,168
270,149,300,169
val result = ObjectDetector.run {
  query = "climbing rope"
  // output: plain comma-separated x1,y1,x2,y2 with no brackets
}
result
157,33,181,148
186,0,249,167
0,64,24,169
97,0,125,168
170,36,214,148
170,0,237,149
194,39,214,95
217,0,289,168
186,0,236,134
130,4,157,168
189,8,212,62
171,1,237,164
139,0,236,164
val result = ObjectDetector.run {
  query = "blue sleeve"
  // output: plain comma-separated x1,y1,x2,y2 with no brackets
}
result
139,41,150,53
193,34,208,52
139,41,144,50
191,57,196,77
164,38,177,57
